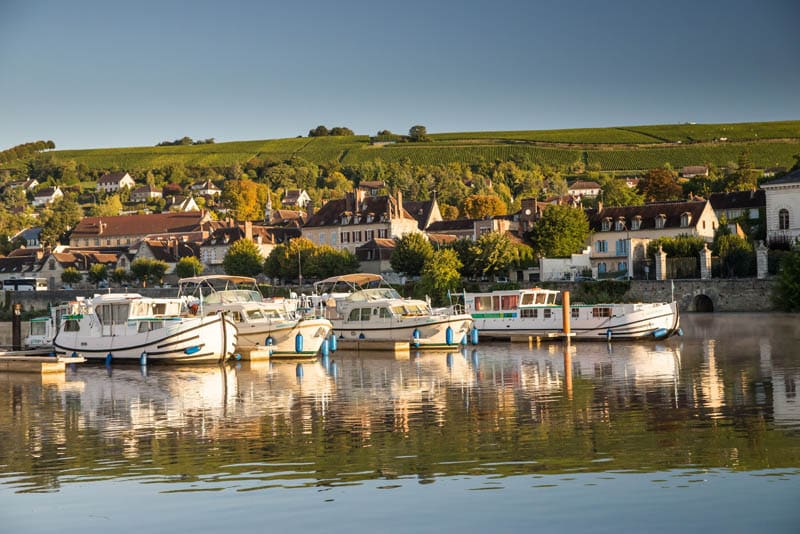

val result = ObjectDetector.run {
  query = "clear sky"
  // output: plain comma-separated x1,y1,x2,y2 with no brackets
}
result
1,0,798,150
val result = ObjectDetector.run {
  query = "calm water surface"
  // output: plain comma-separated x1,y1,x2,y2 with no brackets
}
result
1,313,799,533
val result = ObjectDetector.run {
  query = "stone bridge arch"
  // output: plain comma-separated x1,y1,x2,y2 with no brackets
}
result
693,293,715,312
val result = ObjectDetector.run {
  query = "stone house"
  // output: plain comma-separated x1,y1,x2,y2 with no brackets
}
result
302,190,420,254
199,221,300,272
190,179,222,197
586,200,719,276
38,249,122,289
762,169,800,245
283,189,311,209
97,172,136,193
568,180,602,199
403,197,443,231
681,166,709,178
68,211,213,248
32,186,63,207
131,184,163,203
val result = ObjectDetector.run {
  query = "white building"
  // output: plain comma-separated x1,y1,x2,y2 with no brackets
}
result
33,186,63,207
97,172,136,193
763,169,800,245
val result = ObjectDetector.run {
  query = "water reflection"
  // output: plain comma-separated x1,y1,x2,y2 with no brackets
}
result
1,314,799,494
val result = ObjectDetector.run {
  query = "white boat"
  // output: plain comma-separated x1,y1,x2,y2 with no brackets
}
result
24,315,55,349
465,288,680,341
52,293,237,363
313,273,473,349
178,275,332,357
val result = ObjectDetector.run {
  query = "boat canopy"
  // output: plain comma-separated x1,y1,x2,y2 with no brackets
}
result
179,275,258,285
315,273,384,286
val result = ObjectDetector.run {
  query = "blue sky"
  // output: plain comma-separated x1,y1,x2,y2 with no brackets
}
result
1,0,798,150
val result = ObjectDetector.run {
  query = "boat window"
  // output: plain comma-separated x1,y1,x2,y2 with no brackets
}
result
592,307,612,318
572,308,579,318
138,321,149,333
361,308,371,321
64,319,80,332
379,308,392,319
473,297,492,311
151,303,168,316
30,321,47,336
521,293,535,305
151,321,163,331
535,293,547,304
521,309,537,318
230,311,243,323
548,294,557,305
247,309,265,320
348,309,361,322
544,309,552,319
391,306,406,316
492,296,500,310
501,295,518,310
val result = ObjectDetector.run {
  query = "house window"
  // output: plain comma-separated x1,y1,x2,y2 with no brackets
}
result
681,212,692,227
618,262,627,272
598,262,607,273
571,308,579,319
631,217,642,230
601,218,612,231
655,215,666,229
595,240,607,253
366,230,375,241
779,209,790,230
615,239,628,256
331,232,337,245
615,218,625,232
319,233,326,245
378,229,388,238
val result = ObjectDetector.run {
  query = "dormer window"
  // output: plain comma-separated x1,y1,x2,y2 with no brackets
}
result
655,214,666,229
681,212,692,227
631,216,642,230
615,217,625,232
601,217,612,231
341,215,350,225
366,213,374,224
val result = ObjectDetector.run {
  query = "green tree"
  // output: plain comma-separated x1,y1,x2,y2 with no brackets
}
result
527,205,590,258
390,232,434,277
61,267,82,287
223,239,264,277
408,125,429,142
597,174,644,207
637,167,682,202
110,268,131,287
417,249,463,306
647,235,707,258
462,194,506,219
130,258,169,287
308,125,330,137
40,195,83,246
725,151,760,192
772,244,800,312
474,232,516,279
175,256,204,279
304,246,360,279
92,195,123,216
87,264,108,288
264,238,316,282
449,238,480,279
714,234,754,277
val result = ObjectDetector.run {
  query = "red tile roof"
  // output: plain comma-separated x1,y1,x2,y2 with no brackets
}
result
70,212,208,239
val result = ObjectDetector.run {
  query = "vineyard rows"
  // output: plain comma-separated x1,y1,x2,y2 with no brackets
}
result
429,127,660,144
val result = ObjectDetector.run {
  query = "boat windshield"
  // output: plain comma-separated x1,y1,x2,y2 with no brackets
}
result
346,288,402,302
30,320,48,336
204,289,261,305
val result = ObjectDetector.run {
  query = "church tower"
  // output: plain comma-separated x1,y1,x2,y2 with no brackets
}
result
264,189,273,224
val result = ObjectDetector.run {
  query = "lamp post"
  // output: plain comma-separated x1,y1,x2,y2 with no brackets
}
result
297,249,303,289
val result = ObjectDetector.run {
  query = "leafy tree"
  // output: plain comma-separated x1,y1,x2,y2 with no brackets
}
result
175,256,204,279
61,267,82,287
308,125,330,137
304,245,359,279
646,235,707,258
92,195,123,216
329,127,354,136
597,174,644,207
449,238,480,279
130,258,169,287
222,178,268,221
40,195,83,246
264,238,315,282
714,234,753,277
87,264,108,287
110,268,131,287
772,244,800,312
223,239,264,277
390,232,434,277
474,232,516,279
725,151,760,192
408,125,429,142
527,205,590,258
417,249,462,306
462,194,506,219
637,167,682,202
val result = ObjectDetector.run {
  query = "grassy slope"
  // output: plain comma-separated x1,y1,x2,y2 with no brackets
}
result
26,120,800,172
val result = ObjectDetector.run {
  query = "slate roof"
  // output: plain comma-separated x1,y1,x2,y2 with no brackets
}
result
304,195,414,227
0,257,37,274
568,180,601,190
428,233,458,245
70,212,208,239
141,240,199,263
50,250,121,270
201,225,300,246
403,200,436,230
427,219,475,232
355,238,396,261
709,190,765,211
98,172,132,185
586,200,709,232
35,187,60,198
762,168,800,187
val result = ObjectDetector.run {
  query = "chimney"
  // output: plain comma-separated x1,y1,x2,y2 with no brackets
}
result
396,190,403,217
244,221,253,241
597,200,603,213
345,191,355,213
172,239,179,260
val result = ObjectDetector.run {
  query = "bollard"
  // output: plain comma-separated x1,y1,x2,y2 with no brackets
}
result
445,326,454,345
329,332,337,352
562,290,571,337
139,351,148,366
11,303,21,351
321,337,330,357
470,327,479,346
295,333,304,354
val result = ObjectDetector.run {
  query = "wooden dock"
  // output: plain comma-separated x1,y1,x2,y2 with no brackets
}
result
0,351,86,374
236,346,272,361
336,339,410,358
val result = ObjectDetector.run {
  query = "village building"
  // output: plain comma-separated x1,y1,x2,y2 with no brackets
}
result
68,211,213,248
586,200,718,277
32,186,63,207
0,248,44,284
358,181,386,197
708,189,765,237
355,238,397,280
681,165,709,179
302,190,419,253
97,172,136,193
199,221,300,272
282,189,311,209
190,179,222,197
762,169,800,245
38,249,122,289
131,184,163,203
426,218,476,241
403,197,443,231
165,195,200,212
13,227,42,248
568,180,602,199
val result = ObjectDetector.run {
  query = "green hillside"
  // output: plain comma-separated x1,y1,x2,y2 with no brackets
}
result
15,120,800,172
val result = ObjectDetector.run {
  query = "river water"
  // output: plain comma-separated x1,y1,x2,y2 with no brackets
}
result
1,313,799,533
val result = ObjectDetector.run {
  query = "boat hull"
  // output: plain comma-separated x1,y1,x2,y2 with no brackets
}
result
234,317,332,356
473,302,680,341
53,314,238,363
329,314,474,349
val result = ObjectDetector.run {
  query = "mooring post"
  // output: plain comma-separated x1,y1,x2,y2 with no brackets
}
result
12,303,22,351
562,291,571,337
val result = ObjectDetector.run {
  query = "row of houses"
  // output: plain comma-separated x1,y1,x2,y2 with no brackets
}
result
3,169,799,288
